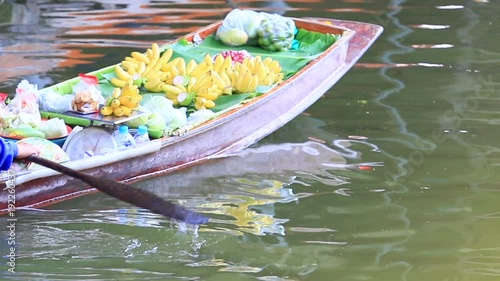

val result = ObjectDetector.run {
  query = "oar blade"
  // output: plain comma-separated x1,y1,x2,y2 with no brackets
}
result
98,177,210,224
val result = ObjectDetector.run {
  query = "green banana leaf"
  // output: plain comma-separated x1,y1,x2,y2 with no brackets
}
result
170,29,338,79
211,93,252,112
43,28,339,127
60,27,338,96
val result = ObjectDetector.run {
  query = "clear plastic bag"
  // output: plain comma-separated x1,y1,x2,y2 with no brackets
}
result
38,118,68,139
187,109,215,125
257,13,296,51
0,93,9,119
215,9,264,46
39,90,73,113
5,80,42,128
142,96,187,131
71,74,105,113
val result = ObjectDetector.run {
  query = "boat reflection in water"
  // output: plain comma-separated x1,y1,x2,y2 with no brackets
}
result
126,118,382,236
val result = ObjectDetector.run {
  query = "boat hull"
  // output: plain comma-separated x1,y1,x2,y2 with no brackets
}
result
0,18,383,213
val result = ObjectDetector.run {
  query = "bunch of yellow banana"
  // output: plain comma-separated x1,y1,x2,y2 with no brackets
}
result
100,81,142,117
194,97,216,111
220,56,284,94
168,54,234,96
240,56,284,86
225,64,260,94
161,70,222,110
160,54,284,107
157,54,231,110
212,53,233,73
210,69,233,95
111,43,175,92
161,54,215,85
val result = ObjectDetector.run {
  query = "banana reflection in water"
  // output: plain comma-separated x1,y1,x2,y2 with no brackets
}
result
136,140,356,236
202,178,293,236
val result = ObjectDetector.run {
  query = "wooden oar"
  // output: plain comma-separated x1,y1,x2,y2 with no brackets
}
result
26,154,210,225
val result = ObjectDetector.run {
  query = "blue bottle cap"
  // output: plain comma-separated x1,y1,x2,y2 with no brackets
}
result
118,125,128,133
137,125,148,134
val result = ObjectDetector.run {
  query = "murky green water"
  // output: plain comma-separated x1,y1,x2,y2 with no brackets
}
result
1,0,500,280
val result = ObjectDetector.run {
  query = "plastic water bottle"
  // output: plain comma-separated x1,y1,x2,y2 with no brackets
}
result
133,125,150,145
113,125,136,150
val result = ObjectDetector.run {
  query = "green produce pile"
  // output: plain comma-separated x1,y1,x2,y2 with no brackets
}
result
215,9,297,52
257,14,296,52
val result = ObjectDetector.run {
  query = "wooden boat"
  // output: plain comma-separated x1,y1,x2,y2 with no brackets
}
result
0,17,383,214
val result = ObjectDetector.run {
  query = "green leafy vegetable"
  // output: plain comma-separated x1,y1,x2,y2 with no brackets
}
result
294,28,339,52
